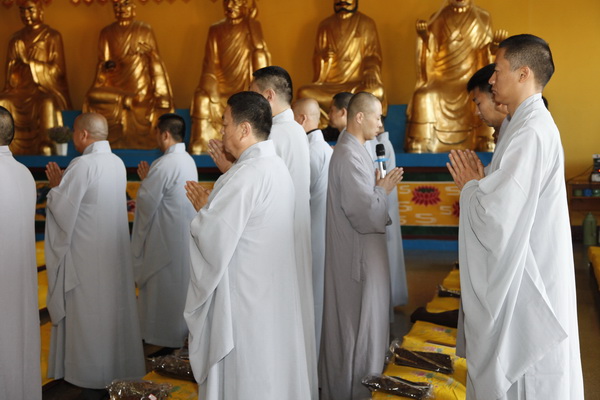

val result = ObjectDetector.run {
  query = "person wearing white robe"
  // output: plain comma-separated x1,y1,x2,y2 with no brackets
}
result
249,69,316,397
0,106,41,400
45,112,146,389
447,35,584,400
293,97,333,353
184,91,310,400
132,113,198,348
365,131,409,309
320,93,404,400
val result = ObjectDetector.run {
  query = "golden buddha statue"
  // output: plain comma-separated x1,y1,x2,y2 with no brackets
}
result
0,0,72,155
189,0,270,154
83,0,174,149
405,0,507,153
297,0,386,125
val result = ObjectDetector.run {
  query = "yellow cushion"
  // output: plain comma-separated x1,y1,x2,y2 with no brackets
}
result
143,371,198,400
41,323,53,386
38,270,47,311
36,241,45,268
425,296,460,313
442,269,460,291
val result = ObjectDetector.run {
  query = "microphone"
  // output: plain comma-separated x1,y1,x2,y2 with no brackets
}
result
375,144,387,178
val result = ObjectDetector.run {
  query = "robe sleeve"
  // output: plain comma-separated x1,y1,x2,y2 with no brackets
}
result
131,159,172,286
339,151,388,234
184,164,259,383
44,158,90,324
459,124,567,397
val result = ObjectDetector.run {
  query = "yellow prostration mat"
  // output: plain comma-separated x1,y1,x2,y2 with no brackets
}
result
441,269,461,291
38,270,47,311
36,241,45,268
588,246,600,290
41,322,53,387
425,295,460,313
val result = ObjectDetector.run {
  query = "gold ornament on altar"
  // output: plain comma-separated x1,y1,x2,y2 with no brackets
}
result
0,0,72,155
404,0,507,153
83,0,174,149
297,0,387,126
189,0,270,154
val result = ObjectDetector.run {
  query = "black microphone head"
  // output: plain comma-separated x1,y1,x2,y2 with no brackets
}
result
376,143,385,157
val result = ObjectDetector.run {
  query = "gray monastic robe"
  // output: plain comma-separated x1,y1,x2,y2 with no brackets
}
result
270,108,318,398
307,129,333,354
0,146,41,400
184,141,310,400
320,132,391,400
366,132,408,308
45,141,146,389
132,142,198,347
457,94,584,399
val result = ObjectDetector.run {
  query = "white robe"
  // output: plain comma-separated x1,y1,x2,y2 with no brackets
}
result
45,141,146,389
457,94,584,400
270,108,318,398
0,146,41,400
132,142,198,347
320,132,391,400
366,132,409,308
307,129,333,354
184,140,310,400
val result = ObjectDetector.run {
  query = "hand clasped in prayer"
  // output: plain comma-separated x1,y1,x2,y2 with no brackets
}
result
185,181,211,212
446,150,485,190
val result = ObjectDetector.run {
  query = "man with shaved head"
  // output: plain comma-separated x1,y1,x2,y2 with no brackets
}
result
320,92,404,400
292,97,333,353
45,112,145,391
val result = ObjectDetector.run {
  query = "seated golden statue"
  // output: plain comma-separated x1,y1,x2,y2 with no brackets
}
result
297,0,386,125
405,0,507,153
0,0,71,155
83,0,174,149
189,0,270,154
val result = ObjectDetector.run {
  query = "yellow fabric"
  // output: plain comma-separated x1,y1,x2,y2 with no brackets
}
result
38,270,47,311
36,241,45,267
372,364,466,400
397,182,460,227
442,269,461,291
41,322,53,386
404,321,457,348
588,246,600,290
400,339,468,387
425,295,460,313
143,371,198,400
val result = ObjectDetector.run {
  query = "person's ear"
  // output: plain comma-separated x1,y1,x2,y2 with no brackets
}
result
240,121,251,140
265,88,276,103
519,66,531,83
355,111,364,124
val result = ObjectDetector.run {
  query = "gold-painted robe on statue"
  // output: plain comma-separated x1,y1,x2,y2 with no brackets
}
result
405,4,497,153
297,12,387,122
84,21,173,149
0,24,71,155
189,18,270,154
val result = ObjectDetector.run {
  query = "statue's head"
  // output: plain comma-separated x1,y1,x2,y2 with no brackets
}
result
448,0,471,9
19,0,44,28
223,0,248,21
334,0,358,16
113,0,136,22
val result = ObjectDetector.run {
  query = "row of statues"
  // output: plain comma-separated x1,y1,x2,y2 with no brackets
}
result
1,0,506,155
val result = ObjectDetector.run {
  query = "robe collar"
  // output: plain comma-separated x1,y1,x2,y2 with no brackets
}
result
83,140,111,155
307,129,325,144
510,93,542,124
165,142,186,155
237,140,275,164
272,108,294,124
0,145,12,157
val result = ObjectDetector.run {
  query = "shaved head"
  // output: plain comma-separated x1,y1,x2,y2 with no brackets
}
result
292,97,321,132
293,98,320,120
347,92,379,120
75,113,109,140
0,106,15,146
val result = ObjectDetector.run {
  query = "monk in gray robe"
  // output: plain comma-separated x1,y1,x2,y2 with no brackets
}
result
319,92,404,400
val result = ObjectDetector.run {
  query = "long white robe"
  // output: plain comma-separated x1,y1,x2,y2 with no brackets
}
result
184,140,310,400
132,142,198,347
0,146,41,400
307,129,333,354
45,141,146,389
457,94,584,400
270,108,318,398
320,132,391,400
366,132,409,308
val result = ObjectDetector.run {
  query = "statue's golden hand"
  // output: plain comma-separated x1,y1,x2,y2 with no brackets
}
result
15,40,28,63
363,71,379,89
493,29,508,46
136,41,152,55
156,96,171,109
416,19,428,41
